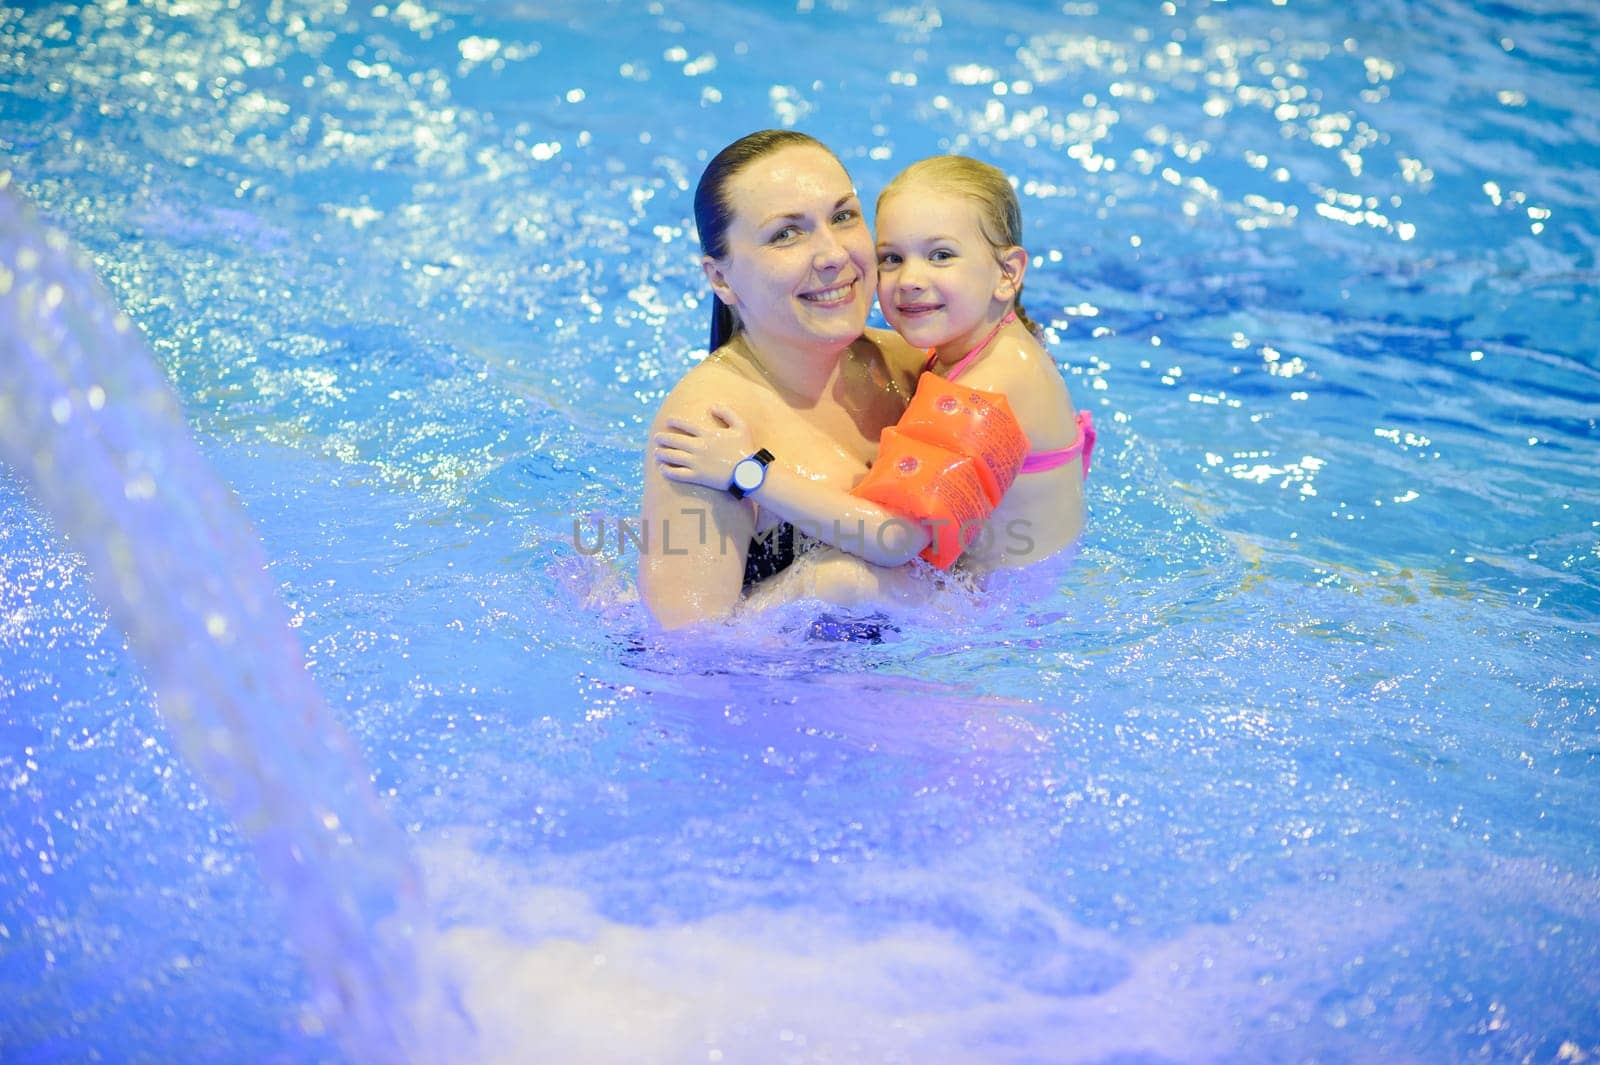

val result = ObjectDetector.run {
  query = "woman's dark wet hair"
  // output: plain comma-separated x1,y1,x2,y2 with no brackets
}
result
694,129,831,351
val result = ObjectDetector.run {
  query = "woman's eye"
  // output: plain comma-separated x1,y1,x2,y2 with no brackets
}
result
832,208,859,225
770,225,800,243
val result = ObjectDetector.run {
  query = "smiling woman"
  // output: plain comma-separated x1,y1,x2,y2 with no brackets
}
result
639,129,925,629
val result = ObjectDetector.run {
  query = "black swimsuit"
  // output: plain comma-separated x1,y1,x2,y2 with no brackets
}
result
742,522,797,589
741,523,893,643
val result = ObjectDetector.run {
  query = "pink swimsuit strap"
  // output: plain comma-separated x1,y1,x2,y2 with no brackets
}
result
1019,410,1096,477
922,311,1016,379
921,311,1094,479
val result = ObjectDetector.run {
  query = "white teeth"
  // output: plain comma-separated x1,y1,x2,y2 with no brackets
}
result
803,283,851,302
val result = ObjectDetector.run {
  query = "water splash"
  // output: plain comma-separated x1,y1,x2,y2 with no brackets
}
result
0,177,453,1060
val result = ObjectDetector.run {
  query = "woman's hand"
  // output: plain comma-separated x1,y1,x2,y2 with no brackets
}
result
653,403,757,492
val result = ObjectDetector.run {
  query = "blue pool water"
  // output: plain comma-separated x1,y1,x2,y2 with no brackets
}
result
2,0,1598,1061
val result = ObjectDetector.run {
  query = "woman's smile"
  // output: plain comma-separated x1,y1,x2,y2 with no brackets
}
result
800,278,859,305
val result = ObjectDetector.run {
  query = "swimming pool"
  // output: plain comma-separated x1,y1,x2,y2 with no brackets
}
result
2,0,1597,1060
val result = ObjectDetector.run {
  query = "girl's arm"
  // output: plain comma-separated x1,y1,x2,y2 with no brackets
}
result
653,404,931,567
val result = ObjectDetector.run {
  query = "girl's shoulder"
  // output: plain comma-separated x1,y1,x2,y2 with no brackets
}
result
959,333,1078,443
961,331,1060,391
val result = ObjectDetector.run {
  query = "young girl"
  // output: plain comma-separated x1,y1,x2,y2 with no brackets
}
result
654,154,1093,574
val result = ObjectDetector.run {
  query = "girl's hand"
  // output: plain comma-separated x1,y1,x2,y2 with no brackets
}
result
653,404,758,492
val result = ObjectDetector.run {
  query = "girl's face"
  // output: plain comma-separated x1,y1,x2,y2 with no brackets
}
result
705,146,875,354
875,184,1014,355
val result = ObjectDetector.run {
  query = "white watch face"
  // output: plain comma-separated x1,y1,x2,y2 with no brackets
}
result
732,458,764,492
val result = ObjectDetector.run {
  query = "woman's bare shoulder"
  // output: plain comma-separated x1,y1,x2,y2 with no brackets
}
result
652,353,764,425
860,325,923,367
857,327,925,390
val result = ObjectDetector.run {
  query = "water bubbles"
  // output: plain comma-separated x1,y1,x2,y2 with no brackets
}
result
458,35,499,64
122,473,157,501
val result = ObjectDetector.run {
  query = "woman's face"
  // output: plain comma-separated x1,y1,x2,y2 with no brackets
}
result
875,183,1010,355
705,145,875,353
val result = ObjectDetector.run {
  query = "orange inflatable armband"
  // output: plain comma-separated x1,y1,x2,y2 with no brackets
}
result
896,373,1031,505
850,427,993,569
848,372,1032,569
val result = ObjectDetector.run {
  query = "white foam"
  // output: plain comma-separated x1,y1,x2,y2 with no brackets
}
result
409,831,1600,1063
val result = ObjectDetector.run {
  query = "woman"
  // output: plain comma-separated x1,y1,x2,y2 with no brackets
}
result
639,130,924,629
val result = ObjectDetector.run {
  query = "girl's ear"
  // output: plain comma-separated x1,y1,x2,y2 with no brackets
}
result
703,256,737,307
994,246,1028,301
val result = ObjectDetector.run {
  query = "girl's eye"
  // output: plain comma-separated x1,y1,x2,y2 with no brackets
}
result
877,252,902,267
929,248,956,263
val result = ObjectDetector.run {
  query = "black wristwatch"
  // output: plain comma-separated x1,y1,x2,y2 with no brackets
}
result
728,448,774,499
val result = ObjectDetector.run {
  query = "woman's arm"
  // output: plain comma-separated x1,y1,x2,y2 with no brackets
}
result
638,379,758,630
653,404,930,567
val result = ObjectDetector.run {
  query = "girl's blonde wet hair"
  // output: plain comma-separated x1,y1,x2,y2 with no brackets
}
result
878,155,1043,338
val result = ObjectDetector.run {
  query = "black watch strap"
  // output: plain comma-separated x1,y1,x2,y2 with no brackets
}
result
728,447,774,499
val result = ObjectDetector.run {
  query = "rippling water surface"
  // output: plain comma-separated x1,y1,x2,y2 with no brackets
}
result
2,1,1597,1061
